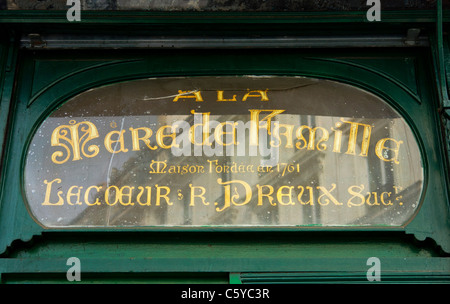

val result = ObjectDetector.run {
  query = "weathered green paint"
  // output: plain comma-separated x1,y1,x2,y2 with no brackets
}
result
0,10,443,24
0,8,449,283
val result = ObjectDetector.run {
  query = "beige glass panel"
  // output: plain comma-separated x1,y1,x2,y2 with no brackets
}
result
24,76,424,228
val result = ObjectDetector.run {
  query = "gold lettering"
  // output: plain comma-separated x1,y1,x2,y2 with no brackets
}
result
214,122,238,146
105,185,119,206
119,186,135,206
172,90,203,102
217,90,237,102
168,166,177,174
104,130,128,154
67,185,83,205
130,127,157,151
155,185,172,206
295,126,329,151
347,184,365,207
257,165,273,173
249,109,285,146
42,178,64,206
366,192,380,206
256,184,275,206
375,138,403,164
216,179,252,212
341,119,372,156
277,186,295,205
51,120,99,164
149,160,167,174
84,185,102,206
380,191,393,205
332,122,343,153
156,125,179,149
272,123,295,148
189,111,211,146
242,89,269,101
317,184,342,205
137,186,152,206
189,184,209,206
297,186,314,205
207,159,218,173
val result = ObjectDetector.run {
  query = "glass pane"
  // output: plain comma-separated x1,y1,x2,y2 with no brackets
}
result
24,76,424,228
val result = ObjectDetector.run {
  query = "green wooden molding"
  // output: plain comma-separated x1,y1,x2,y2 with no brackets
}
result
0,21,448,283
0,10,447,25
0,257,449,283
303,57,422,104
0,49,446,254
27,58,144,108
1,257,449,273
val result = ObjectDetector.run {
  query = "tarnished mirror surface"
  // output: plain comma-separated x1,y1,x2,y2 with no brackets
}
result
24,76,424,228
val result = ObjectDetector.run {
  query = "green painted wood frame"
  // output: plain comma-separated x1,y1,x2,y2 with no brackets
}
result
0,39,449,282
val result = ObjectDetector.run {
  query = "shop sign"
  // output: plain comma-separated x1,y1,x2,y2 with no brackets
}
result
24,76,424,228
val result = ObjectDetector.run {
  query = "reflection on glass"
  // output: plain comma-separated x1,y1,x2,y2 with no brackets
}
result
24,76,424,228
